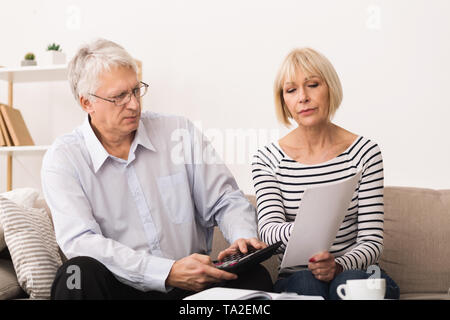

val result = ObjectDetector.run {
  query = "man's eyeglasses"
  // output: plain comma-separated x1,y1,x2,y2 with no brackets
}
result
90,81,149,107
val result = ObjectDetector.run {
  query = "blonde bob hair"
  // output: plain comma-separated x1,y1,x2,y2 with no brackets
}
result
274,47,343,127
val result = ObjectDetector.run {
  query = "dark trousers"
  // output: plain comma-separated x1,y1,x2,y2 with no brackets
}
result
51,256,273,300
274,269,400,300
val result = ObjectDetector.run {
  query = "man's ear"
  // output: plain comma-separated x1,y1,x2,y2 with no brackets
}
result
80,96,94,114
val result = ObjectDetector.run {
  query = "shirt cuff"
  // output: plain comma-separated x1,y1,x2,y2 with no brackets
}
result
334,257,349,271
229,228,258,244
143,256,176,293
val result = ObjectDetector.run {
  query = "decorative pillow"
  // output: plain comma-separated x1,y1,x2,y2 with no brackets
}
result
0,188,40,252
0,188,40,208
33,196,53,225
0,195,62,299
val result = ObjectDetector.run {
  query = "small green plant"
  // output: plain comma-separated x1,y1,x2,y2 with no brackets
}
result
47,43,61,51
24,52,35,60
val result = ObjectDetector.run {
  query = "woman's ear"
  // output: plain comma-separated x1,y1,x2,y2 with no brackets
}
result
80,96,94,115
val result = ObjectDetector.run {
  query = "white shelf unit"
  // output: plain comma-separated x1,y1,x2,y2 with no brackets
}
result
0,65,68,83
0,145,50,155
0,65,68,191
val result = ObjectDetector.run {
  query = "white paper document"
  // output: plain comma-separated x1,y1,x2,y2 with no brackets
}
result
183,287,324,300
280,171,362,269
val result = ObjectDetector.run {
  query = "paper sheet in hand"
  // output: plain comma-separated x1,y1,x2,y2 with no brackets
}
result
281,171,362,269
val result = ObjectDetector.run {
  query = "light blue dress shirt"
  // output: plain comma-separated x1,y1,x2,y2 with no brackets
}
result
41,111,257,293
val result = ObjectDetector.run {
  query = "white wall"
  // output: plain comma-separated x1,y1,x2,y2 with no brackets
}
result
0,0,449,194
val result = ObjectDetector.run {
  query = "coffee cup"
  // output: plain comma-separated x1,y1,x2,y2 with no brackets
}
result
337,278,386,300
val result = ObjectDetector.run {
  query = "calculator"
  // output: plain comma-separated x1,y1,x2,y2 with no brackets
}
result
213,241,282,274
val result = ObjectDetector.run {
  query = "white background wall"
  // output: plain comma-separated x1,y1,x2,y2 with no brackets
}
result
0,0,449,194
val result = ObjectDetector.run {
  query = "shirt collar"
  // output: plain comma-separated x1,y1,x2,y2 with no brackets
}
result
81,116,109,173
81,115,156,173
132,118,156,153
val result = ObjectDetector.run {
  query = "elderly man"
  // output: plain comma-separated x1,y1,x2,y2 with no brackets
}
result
42,39,272,299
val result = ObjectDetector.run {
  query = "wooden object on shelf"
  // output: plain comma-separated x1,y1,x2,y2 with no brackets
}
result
0,104,6,145
0,104,34,146
0,64,68,192
0,123,5,146
135,59,142,81
135,59,143,105
0,110,12,146
8,81,13,107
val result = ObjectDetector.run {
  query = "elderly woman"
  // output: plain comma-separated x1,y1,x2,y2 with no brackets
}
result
251,48,400,300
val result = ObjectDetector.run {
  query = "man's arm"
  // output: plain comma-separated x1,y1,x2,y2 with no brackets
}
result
184,119,261,246
41,153,175,293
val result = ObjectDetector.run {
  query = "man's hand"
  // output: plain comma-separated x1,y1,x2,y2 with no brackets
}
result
308,251,343,282
217,237,267,261
165,253,237,292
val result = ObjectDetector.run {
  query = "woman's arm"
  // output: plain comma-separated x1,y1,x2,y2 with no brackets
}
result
334,143,385,270
251,147,293,252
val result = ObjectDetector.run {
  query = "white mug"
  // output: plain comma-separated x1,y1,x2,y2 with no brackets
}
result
337,278,386,300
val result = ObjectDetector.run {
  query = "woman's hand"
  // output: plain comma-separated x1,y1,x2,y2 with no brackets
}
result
308,251,343,282
217,237,267,261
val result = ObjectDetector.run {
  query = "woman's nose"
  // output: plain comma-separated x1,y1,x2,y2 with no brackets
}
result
298,89,310,104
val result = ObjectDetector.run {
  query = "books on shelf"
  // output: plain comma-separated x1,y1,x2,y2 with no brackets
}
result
183,287,324,300
0,122,5,146
0,104,34,146
0,107,12,146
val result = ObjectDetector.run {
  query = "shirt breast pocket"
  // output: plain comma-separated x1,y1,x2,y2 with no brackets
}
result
156,172,194,224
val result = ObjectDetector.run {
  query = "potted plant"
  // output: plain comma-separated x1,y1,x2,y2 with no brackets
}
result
43,43,66,65
21,53,37,66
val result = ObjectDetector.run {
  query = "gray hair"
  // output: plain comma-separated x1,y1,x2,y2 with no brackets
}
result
68,38,137,103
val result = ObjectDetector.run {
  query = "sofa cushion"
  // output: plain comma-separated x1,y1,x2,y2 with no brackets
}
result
400,293,450,300
0,196,62,299
380,186,450,295
0,259,24,300
0,223,4,253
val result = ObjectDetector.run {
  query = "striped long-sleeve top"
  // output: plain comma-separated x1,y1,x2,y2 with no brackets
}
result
251,136,384,276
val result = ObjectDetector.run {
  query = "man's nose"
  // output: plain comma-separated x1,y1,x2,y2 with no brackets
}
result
126,93,140,110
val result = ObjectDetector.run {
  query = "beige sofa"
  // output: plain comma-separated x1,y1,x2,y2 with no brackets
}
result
214,187,450,300
1,186,450,299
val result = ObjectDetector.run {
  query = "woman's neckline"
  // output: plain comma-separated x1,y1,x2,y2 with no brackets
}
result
275,135,362,167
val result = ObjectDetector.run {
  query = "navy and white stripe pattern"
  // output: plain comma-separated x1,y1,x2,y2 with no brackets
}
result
251,136,384,274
